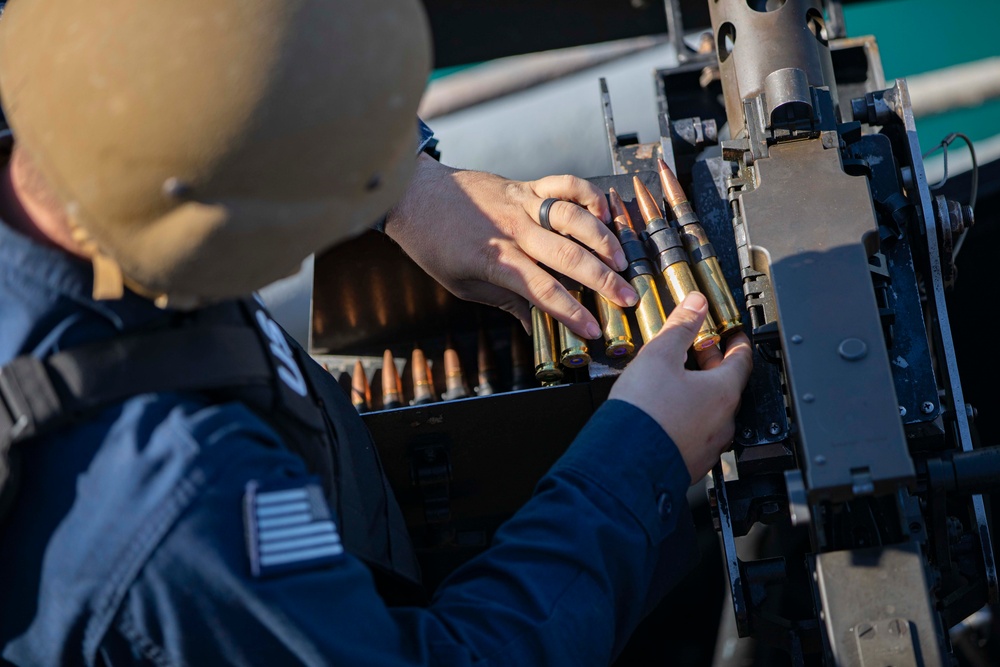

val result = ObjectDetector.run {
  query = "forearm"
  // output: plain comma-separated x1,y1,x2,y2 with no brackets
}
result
423,399,696,664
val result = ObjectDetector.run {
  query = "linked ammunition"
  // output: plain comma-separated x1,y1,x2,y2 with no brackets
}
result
635,176,721,351
531,305,563,383
410,346,436,405
351,359,371,413
476,328,500,396
656,159,742,336
381,349,404,410
554,274,591,369
510,323,535,391
594,295,635,359
608,188,667,345
442,343,469,401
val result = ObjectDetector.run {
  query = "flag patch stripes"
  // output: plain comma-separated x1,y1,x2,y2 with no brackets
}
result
244,479,344,578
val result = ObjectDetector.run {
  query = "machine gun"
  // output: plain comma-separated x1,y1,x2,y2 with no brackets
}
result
592,0,996,663
302,0,996,663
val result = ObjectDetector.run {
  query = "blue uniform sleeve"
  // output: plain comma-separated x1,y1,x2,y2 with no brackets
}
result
102,399,695,666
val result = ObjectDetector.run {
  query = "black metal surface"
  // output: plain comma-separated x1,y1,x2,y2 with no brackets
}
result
362,376,613,591
842,133,942,444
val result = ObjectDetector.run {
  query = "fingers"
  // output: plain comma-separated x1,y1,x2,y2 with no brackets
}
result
463,282,533,335
641,292,710,360
716,331,753,386
531,174,611,224
517,222,637,309
543,200,627,272
693,339,724,370
485,253,602,340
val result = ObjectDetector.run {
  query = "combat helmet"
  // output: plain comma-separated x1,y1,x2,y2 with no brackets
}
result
0,0,432,306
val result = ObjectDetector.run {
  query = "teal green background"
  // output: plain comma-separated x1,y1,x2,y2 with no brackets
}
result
843,0,1000,153
430,1,1000,154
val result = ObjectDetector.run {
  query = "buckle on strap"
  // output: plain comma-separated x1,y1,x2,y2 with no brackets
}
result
0,356,61,446
0,367,31,446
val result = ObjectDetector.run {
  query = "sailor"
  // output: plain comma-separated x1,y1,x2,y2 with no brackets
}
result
0,0,752,664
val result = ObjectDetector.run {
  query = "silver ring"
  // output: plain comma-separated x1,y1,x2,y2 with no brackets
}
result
538,198,560,232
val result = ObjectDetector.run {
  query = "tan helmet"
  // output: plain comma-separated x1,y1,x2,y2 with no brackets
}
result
0,0,432,306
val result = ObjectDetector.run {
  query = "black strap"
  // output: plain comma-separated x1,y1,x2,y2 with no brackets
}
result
0,326,272,446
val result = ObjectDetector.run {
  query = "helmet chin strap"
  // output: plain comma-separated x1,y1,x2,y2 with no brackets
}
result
67,208,125,301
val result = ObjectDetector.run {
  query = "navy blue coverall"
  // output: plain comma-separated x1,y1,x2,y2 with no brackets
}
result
0,217,697,666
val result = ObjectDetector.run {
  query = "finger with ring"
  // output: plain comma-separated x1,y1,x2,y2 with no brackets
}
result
538,198,561,232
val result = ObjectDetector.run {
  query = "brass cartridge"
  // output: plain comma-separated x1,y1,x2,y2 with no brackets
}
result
411,347,436,405
554,274,591,369
442,343,469,400
531,305,564,383
595,295,635,359
635,177,721,351
510,323,535,391
381,349,404,410
351,359,371,413
657,159,742,336
609,188,667,345
476,328,499,396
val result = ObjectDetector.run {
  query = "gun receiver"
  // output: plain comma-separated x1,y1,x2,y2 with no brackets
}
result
592,0,999,663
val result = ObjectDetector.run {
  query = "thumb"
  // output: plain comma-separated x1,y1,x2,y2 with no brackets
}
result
647,292,710,357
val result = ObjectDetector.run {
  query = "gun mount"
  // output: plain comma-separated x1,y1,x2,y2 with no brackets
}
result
595,0,996,663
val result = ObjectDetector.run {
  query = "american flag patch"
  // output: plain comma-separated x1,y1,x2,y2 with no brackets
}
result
244,479,344,578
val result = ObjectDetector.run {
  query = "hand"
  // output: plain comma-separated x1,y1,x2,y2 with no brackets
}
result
609,292,753,482
383,154,639,339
